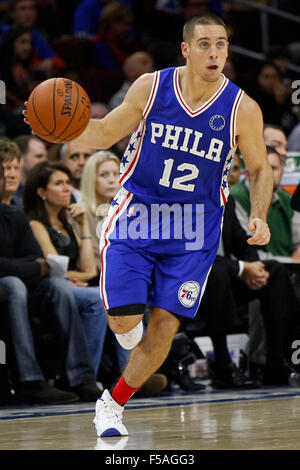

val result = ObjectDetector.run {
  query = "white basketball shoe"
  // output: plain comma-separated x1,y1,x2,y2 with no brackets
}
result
93,389,129,437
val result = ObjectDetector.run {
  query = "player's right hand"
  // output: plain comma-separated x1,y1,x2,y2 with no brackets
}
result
22,101,36,134
247,217,270,245
22,101,28,123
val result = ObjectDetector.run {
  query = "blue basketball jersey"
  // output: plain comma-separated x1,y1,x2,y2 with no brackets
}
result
119,67,244,208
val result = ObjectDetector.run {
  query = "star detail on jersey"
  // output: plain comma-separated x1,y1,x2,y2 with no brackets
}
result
111,198,119,207
121,156,129,166
119,122,144,180
220,151,235,205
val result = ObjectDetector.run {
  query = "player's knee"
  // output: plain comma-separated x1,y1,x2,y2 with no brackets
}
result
114,320,144,350
108,315,142,334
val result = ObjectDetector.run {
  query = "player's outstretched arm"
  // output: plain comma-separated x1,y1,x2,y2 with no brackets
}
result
236,94,273,246
73,73,155,150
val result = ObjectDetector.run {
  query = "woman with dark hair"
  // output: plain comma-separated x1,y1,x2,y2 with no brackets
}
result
248,62,295,133
0,24,43,110
23,160,108,378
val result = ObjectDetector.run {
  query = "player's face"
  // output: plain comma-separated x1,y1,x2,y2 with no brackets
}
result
2,158,21,195
95,160,120,204
182,24,228,82
41,170,72,208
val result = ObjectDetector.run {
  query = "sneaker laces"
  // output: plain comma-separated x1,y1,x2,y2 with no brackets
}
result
98,398,124,425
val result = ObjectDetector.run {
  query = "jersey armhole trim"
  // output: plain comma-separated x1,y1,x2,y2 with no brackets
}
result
230,89,244,148
143,71,160,119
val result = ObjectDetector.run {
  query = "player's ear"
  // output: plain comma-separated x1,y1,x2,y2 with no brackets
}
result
181,41,189,60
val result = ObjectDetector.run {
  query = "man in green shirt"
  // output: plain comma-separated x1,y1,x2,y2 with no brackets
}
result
231,146,300,263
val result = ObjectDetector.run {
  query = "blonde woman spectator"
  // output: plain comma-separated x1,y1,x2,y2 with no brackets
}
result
80,150,120,272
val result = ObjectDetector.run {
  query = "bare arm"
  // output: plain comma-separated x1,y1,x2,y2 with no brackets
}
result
73,73,155,149
236,94,273,245
30,220,96,281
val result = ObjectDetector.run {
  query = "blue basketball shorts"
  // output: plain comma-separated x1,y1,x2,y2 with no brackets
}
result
99,188,224,319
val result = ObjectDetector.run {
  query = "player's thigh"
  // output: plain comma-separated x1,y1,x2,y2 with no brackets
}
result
100,240,155,314
149,249,216,319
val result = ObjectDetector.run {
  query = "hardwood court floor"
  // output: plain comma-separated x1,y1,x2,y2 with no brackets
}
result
0,385,300,450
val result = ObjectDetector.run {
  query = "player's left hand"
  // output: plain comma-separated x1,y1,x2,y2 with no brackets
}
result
247,217,270,245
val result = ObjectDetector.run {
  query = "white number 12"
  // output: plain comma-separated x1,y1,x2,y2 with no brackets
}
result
159,158,199,192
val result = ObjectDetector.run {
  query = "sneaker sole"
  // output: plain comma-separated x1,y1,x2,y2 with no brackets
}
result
99,428,127,437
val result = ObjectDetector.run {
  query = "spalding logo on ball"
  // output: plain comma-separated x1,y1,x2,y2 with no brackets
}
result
26,77,91,143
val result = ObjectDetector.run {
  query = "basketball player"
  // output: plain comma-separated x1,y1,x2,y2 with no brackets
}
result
26,14,273,437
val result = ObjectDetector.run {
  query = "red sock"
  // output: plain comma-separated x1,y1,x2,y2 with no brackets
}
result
111,375,139,406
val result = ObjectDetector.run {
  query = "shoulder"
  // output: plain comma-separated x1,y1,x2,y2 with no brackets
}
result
30,219,47,229
276,187,292,202
128,72,156,96
123,72,157,112
29,220,50,236
0,204,27,222
238,93,263,120
236,93,264,137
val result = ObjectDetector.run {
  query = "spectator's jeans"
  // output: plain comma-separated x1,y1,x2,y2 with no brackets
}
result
70,285,130,374
0,276,95,386
70,285,108,375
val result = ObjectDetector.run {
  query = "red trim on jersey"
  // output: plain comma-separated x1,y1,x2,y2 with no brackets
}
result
143,71,159,118
220,187,227,205
100,191,132,309
174,68,228,116
231,89,244,147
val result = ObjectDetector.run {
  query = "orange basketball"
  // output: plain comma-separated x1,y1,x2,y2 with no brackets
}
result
26,77,91,144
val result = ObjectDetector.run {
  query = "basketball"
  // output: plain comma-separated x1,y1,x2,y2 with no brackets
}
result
26,78,91,144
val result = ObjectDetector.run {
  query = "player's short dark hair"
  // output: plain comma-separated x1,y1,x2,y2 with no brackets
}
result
183,13,228,43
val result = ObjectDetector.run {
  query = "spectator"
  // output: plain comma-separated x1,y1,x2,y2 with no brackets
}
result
184,195,297,386
0,24,40,111
80,150,120,272
264,123,287,168
59,140,96,203
108,51,154,110
91,101,108,119
249,62,296,134
14,134,48,199
23,160,109,376
72,0,132,38
91,1,135,69
0,158,102,404
0,137,22,207
2,0,66,75
227,150,242,188
288,121,300,153
231,146,300,263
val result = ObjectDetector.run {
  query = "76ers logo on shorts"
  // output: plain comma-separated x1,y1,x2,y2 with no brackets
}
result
178,281,200,308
